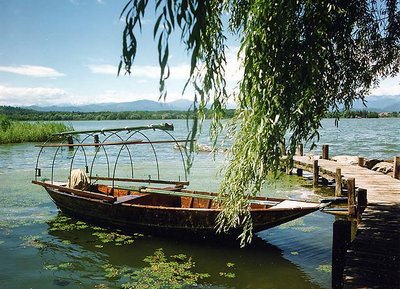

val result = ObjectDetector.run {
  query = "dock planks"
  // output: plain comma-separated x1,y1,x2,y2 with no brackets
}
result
293,156,400,289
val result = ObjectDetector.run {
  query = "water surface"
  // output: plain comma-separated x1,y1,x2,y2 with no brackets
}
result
0,118,398,289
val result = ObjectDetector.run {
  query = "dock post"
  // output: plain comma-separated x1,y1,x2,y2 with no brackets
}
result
297,143,303,156
358,157,364,167
313,159,319,187
332,220,352,289
394,156,400,180
335,168,342,197
94,134,100,146
347,178,357,218
67,135,74,151
296,168,303,177
322,144,329,160
286,157,293,175
357,188,367,215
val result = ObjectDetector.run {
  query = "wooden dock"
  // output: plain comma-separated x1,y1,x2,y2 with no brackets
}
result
293,155,400,289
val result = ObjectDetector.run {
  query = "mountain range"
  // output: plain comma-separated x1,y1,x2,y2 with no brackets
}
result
352,96,400,112
26,99,196,112
24,95,399,112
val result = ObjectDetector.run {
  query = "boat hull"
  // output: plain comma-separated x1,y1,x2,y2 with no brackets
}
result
45,187,318,238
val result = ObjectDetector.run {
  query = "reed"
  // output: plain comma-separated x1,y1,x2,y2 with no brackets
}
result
0,117,72,144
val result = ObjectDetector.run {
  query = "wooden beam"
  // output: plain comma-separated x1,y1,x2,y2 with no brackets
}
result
394,156,400,180
335,167,342,197
32,180,116,202
357,188,367,215
332,220,352,289
322,144,329,160
53,123,174,136
358,157,364,167
297,143,304,156
313,159,319,187
36,139,190,148
347,178,356,218
91,176,189,186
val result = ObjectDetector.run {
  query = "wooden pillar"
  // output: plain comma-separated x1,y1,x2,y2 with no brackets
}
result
335,168,342,197
394,156,400,180
357,188,367,215
358,157,364,167
35,167,41,177
286,157,293,175
332,220,352,289
347,178,356,218
313,159,319,187
296,168,303,177
67,135,74,150
297,143,304,156
322,144,329,160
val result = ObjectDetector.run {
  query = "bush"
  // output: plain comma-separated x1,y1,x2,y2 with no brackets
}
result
0,114,11,131
0,121,72,144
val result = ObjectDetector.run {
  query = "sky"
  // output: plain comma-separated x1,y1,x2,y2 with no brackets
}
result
0,0,399,107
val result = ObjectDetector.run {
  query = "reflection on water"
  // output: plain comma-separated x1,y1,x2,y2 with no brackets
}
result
0,118,399,289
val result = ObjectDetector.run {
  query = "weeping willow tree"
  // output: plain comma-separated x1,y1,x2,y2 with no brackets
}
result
119,0,400,244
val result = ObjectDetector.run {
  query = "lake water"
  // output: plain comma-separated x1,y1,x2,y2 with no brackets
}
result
0,118,398,289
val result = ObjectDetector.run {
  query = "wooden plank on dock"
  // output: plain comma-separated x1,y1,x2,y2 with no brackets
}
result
343,204,400,289
293,156,400,289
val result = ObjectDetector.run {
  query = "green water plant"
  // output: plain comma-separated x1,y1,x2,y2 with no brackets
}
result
0,118,72,144
20,235,46,249
49,215,141,246
44,262,74,271
48,215,89,232
316,264,332,273
219,262,236,279
102,264,121,279
92,231,136,246
122,248,209,289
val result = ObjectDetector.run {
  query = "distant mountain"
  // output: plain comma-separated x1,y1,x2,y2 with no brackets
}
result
351,95,400,112
23,95,399,113
26,99,193,112
24,98,237,112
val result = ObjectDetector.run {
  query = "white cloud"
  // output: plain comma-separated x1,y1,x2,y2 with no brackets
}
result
87,64,117,75
225,46,243,82
0,65,64,78
0,85,66,106
370,75,400,96
88,63,190,80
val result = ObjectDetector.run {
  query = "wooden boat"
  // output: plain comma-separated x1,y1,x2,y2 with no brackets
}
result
32,124,321,238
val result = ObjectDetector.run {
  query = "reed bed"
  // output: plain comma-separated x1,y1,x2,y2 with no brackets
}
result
0,120,72,144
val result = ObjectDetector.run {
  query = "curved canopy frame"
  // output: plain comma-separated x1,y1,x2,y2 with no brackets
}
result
34,123,189,188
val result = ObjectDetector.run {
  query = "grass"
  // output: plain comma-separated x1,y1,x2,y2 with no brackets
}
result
0,118,72,144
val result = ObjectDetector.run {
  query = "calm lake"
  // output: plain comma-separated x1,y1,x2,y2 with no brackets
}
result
0,118,398,289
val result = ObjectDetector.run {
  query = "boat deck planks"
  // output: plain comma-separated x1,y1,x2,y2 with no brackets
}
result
293,156,400,289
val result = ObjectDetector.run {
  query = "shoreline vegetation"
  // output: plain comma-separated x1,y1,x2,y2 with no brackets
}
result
0,106,398,145
0,106,399,122
0,114,72,144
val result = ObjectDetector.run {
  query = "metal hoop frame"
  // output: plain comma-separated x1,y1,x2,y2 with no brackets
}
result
34,124,188,188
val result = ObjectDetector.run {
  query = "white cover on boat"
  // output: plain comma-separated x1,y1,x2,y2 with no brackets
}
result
68,169,90,190
268,200,319,210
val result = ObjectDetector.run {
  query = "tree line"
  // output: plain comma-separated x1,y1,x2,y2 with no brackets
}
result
1,106,398,121
0,106,236,121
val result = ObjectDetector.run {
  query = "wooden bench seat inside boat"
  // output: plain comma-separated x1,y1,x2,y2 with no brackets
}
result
113,194,150,205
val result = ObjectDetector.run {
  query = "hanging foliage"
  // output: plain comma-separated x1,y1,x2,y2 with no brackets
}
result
119,0,400,245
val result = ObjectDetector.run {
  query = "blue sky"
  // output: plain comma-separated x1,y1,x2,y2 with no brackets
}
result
0,0,398,107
